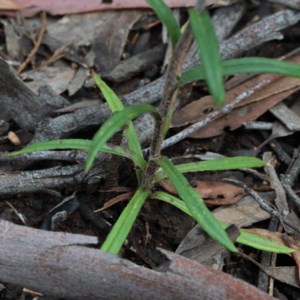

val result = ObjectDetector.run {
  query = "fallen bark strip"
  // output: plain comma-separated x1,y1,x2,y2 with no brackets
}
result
0,164,83,196
0,163,106,196
104,44,166,83
0,59,69,131
0,58,48,130
0,220,274,300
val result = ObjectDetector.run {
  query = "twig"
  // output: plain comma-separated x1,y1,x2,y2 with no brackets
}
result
17,12,47,74
282,183,300,208
222,178,300,234
269,0,300,10
260,131,292,165
244,122,273,131
263,152,289,216
160,77,273,150
94,192,134,212
21,41,73,81
284,147,300,185
281,148,300,209
257,217,280,294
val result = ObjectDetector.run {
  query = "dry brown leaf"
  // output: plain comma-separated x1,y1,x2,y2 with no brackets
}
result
195,180,244,205
94,192,134,213
260,266,300,288
0,0,22,10
176,194,272,263
0,0,196,17
172,55,300,138
213,195,271,226
160,179,244,205
24,63,76,95
0,0,240,17
191,85,299,139
172,73,283,128
46,11,143,74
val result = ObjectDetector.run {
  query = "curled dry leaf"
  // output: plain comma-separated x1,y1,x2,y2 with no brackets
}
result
160,179,244,205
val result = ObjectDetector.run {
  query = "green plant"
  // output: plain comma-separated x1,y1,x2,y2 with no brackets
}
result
8,0,300,255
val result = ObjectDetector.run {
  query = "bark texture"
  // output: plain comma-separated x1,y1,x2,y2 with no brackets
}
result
0,220,274,300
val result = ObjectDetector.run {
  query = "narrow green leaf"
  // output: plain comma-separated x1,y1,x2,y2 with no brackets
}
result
237,229,294,254
93,73,145,171
86,104,159,172
179,65,206,86
7,139,92,155
222,57,300,79
153,191,191,215
189,9,224,105
180,57,300,86
155,156,264,182
162,88,179,137
93,73,124,113
124,122,145,166
101,187,149,254
146,0,181,48
154,192,293,254
7,139,146,170
156,156,237,252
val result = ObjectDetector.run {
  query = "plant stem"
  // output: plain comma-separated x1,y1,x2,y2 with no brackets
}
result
141,24,193,191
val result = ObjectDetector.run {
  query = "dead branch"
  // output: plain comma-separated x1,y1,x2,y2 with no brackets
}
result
0,220,274,300
0,57,48,130
0,163,106,196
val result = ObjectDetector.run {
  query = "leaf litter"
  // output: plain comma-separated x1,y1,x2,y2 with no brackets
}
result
0,0,238,16
172,54,300,139
1,1,300,298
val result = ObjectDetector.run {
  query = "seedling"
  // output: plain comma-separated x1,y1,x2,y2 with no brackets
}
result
9,0,300,255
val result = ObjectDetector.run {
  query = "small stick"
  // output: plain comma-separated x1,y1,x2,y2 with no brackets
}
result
21,41,73,80
281,148,300,209
222,178,300,234
17,11,47,74
160,77,273,150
